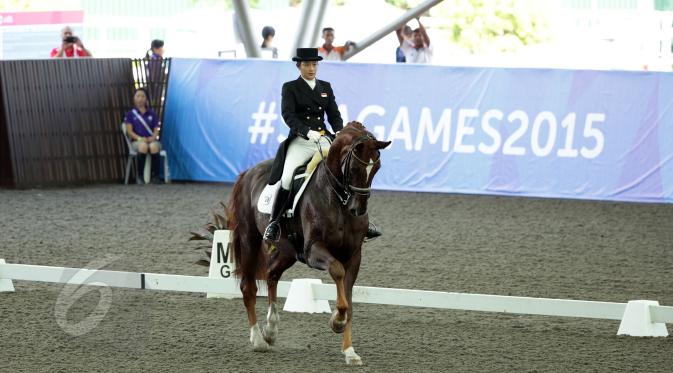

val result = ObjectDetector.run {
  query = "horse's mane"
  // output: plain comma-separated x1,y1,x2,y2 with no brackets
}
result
329,121,370,161
343,121,366,132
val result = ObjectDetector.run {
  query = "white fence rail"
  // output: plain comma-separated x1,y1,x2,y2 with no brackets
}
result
1,261,671,337
315,284,628,320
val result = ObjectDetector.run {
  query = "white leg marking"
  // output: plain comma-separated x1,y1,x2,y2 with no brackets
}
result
343,346,363,365
250,323,270,352
263,303,279,344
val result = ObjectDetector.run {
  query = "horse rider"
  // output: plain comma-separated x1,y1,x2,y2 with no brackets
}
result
263,47,382,242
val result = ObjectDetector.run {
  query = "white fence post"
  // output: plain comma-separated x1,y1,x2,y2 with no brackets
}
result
283,278,331,314
617,300,669,337
0,259,16,292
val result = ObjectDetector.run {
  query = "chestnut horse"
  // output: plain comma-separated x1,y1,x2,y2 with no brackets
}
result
227,121,390,365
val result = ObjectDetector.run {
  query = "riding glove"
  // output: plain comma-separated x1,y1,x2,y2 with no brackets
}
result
306,130,322,143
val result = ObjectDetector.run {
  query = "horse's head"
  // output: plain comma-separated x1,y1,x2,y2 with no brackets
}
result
326,121,391,216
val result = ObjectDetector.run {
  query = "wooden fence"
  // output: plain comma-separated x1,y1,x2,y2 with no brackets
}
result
0,58,170,188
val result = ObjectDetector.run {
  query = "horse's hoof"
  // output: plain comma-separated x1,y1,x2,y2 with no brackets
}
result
252,340,270,352
250,324,270,352
330,319,347,333
262,325,277,345
330,311,347,334
343,347,363,366
263,304,279,345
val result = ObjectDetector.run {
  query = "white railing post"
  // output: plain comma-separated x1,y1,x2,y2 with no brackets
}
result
283,278,330,314
0,259,15,292
617,300,669,337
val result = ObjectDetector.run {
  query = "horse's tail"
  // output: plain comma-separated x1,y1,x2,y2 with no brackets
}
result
228,170,247,279
228,167,269,281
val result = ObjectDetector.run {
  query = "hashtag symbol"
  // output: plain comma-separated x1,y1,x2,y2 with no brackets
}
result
249,101,278,144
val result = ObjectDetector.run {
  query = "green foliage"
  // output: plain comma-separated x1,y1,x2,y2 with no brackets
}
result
189,201,230,267
655,0,673,11
189,0,260,10
434,0,550,53
384,0,416,8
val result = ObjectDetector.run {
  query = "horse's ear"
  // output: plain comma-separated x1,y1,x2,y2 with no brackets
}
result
376,140,391,149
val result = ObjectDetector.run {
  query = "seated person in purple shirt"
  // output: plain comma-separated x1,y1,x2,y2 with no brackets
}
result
124,87,162,183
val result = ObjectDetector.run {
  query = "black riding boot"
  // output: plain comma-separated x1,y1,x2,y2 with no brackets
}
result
263,188,290,242
150,153,161,184
136,153,147,184
365,224,382,240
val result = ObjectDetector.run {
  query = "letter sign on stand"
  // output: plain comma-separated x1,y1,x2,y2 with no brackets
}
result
207,230,240,299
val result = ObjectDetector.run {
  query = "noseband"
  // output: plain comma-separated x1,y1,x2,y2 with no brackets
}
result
320,133,380,215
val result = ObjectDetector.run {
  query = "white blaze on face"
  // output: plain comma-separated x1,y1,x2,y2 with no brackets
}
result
366,159,374,180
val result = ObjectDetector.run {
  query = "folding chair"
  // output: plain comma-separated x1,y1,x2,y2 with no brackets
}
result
121,122,170,184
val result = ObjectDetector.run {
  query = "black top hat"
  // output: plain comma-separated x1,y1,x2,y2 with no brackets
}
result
292,48,323,62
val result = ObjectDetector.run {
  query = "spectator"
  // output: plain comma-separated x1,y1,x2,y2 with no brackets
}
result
395,25,413,63
124,88,163,184
317,27,355,61
145,39,164,59
145,39,165,108
397,18,432,64
261,26,278,59
50,26,92,58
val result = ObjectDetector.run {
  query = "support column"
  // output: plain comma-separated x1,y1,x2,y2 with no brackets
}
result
291,0,317,54
233,0,261,58
308,0,330,48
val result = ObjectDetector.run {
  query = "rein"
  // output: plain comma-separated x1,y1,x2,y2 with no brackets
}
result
319,132,380,214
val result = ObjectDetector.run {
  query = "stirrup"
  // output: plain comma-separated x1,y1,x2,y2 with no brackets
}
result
263,221,281,242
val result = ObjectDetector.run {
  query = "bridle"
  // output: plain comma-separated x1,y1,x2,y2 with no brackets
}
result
319,132,381,214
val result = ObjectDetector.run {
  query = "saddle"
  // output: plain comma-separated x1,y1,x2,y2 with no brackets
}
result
257,150,327,264
257,149,326,217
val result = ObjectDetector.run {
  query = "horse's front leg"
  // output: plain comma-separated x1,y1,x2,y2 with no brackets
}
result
306,241,349,334
342,252,363,366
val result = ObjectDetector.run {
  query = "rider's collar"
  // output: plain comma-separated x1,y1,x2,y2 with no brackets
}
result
301,76,316,89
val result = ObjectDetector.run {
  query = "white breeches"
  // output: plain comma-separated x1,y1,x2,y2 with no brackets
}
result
281,136,331,190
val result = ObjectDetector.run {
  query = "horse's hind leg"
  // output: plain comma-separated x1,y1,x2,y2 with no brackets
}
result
239,232,269,351
241,277,268,351
263,246,296,345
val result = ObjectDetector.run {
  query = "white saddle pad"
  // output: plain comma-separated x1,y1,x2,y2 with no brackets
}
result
257,181,280,215
257,170,317,217
257,150,327,216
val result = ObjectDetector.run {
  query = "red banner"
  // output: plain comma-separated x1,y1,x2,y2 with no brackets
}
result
0,11,84,27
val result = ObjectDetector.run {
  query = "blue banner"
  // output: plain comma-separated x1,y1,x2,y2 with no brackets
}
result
162,58,673,203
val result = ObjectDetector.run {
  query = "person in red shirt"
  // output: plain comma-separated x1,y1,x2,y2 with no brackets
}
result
318,27,355,61
50,26,92,58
